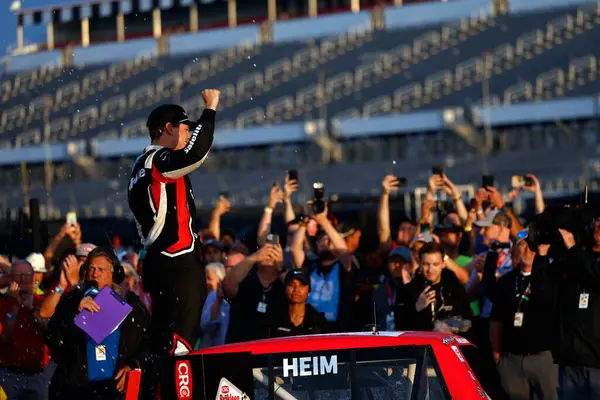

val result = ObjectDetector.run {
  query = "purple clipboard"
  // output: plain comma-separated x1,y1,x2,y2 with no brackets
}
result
74,286,133,344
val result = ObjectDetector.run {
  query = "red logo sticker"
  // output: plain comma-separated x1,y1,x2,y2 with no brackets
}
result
175,360,192,399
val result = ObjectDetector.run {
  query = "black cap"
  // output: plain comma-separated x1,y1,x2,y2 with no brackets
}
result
146,104,194,131
285,269,311,289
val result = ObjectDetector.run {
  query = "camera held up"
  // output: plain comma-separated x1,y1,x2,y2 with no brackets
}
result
312,182,326,214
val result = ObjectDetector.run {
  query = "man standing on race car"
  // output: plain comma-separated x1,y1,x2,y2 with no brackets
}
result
127,90,220,362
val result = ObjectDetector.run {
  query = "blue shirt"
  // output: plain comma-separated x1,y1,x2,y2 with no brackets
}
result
86,327,120,381
308,262,341,322
200,290,230,348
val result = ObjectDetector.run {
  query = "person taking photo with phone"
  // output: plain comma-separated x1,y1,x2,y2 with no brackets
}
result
222,242,285,343
290,198,354,333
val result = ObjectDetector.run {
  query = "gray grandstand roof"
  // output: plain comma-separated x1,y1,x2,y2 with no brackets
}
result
16,0,226,26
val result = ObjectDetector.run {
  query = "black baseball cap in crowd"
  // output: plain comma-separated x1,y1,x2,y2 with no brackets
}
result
146,104,194,131
285,269,311,290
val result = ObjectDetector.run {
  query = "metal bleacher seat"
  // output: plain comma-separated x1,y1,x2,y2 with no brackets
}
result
317,4,599,123
567,54,598,88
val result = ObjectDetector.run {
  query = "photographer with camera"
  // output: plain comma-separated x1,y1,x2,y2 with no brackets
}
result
531,216,600,399
290,190,354,333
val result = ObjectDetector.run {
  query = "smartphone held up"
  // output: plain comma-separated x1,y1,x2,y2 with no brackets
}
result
288,169,298,182
66,212,77,232
482,175,495,189
511,175,534,189
266,234,280,245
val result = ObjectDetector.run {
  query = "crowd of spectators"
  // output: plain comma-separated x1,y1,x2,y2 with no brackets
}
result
0,170,599,399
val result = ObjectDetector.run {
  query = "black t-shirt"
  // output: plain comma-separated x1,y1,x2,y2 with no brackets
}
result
395,270,473,332
226,267,285,344
490,268,553,355
264,304,330,338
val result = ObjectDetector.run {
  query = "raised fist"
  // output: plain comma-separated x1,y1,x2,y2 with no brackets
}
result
202,89,221,111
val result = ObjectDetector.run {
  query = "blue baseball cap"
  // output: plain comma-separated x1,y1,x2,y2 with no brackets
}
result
515,229,529,244
389,246,412,262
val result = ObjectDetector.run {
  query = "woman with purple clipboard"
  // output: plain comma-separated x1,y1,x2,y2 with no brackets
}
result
46,247,150,400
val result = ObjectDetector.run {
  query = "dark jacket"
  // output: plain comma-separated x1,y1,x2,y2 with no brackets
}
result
46,289,150,390
264,304,330,338
395,269,472,332
490,268,553,354
532,247,600,368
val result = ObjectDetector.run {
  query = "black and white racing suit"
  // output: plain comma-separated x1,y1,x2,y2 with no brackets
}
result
127,108,215,353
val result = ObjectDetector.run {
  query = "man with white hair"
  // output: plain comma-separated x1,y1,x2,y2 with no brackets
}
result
200,262,229,347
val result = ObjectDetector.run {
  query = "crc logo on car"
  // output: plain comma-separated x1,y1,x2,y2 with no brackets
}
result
283,355,338,377
175,360,192,399
217,378,248,400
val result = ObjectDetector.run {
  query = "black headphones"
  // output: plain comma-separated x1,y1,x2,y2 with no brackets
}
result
79,246,126,285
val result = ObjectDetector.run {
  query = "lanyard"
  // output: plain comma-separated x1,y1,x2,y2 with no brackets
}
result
261,280,275,303
497,252,507,267
386,283,396,308
494,251,508,279
515,275,531,312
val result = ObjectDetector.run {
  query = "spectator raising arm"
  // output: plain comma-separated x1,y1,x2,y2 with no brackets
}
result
283,174,299,224
560,228,600,282
442,175,469,223
208,196,231,241
418,199,436,233
222,245,279,299
522,174,545,215
313,203,351,272
445,257,471,285
39,255,81,319
290,219,308,269
44,223,82,266
377,175,400,248
257,184,285,245
486,186,523,240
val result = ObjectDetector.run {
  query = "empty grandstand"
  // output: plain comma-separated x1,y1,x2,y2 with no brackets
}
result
0,0,599,219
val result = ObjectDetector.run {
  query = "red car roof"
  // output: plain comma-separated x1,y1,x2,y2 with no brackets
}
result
194,331,473,355
192,332,486,399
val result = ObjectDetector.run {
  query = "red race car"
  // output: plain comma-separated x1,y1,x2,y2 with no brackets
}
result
158,331,489,400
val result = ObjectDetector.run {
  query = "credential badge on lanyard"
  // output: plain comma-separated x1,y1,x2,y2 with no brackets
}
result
579,291,589,309
257,293,267,313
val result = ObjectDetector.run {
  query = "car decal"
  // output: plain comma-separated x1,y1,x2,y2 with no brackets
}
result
450,345,465,362
283,355,338,377
175,360,192,400
170,333,192,357
216,378,249,400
